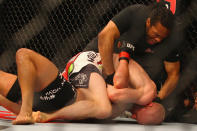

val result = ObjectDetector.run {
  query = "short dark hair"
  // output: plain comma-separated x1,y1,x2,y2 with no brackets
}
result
149,2,175,30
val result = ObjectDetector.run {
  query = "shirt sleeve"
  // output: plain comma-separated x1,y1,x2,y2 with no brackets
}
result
111,4,144,35
165,48,181,62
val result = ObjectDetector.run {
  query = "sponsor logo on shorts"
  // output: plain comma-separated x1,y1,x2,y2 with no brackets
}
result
87,51,98,63
73,73,88,87
40,87,61,101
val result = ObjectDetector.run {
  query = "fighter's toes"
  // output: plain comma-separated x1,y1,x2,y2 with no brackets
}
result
32,111,42,123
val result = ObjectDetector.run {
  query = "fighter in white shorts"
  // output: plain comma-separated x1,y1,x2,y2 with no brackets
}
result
1,49,163,125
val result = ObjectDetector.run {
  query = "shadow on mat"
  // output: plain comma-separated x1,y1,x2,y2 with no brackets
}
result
69,118,138,124
0,125,9,130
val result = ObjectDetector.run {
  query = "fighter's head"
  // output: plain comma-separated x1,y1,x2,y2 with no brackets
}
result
146,2,174,45
131,102,165,125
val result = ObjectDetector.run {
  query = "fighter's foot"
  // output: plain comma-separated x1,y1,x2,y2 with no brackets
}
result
33,111,51,123
12,113,35,125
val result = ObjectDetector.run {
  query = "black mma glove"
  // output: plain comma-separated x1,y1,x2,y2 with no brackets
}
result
105,73,115,85
153,97,162,103
119,41,135,62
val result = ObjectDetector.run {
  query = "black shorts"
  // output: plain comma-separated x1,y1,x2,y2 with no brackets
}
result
6,73,76,112
69,64,101,88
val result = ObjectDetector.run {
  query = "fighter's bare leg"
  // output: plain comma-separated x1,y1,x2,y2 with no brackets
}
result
0,71,17,97
0,94,21,114
34,72,112,123
0,71,21,114
12,48,58,125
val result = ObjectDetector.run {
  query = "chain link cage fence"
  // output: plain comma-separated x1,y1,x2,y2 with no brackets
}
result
0,0,196,73
0,0,154,74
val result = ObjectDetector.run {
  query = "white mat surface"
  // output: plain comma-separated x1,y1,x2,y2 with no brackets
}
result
0,106,197,131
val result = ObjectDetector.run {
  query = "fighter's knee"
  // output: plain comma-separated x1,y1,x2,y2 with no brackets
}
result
16,48,32,63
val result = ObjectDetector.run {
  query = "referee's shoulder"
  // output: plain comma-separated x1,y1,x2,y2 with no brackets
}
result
124,4,149,15
126,4,149,12
127,4,147,9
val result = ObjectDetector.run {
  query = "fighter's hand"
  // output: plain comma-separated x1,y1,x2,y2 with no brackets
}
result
113,59,129,89
118,40,135,62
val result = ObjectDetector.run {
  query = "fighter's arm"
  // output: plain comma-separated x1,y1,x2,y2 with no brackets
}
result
158,61,180,100
107,84,143,104
109,58,157,105
108,83,155,106
107,84,141,119
98,20,120,76
113,58,129,89
113,40,135,89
